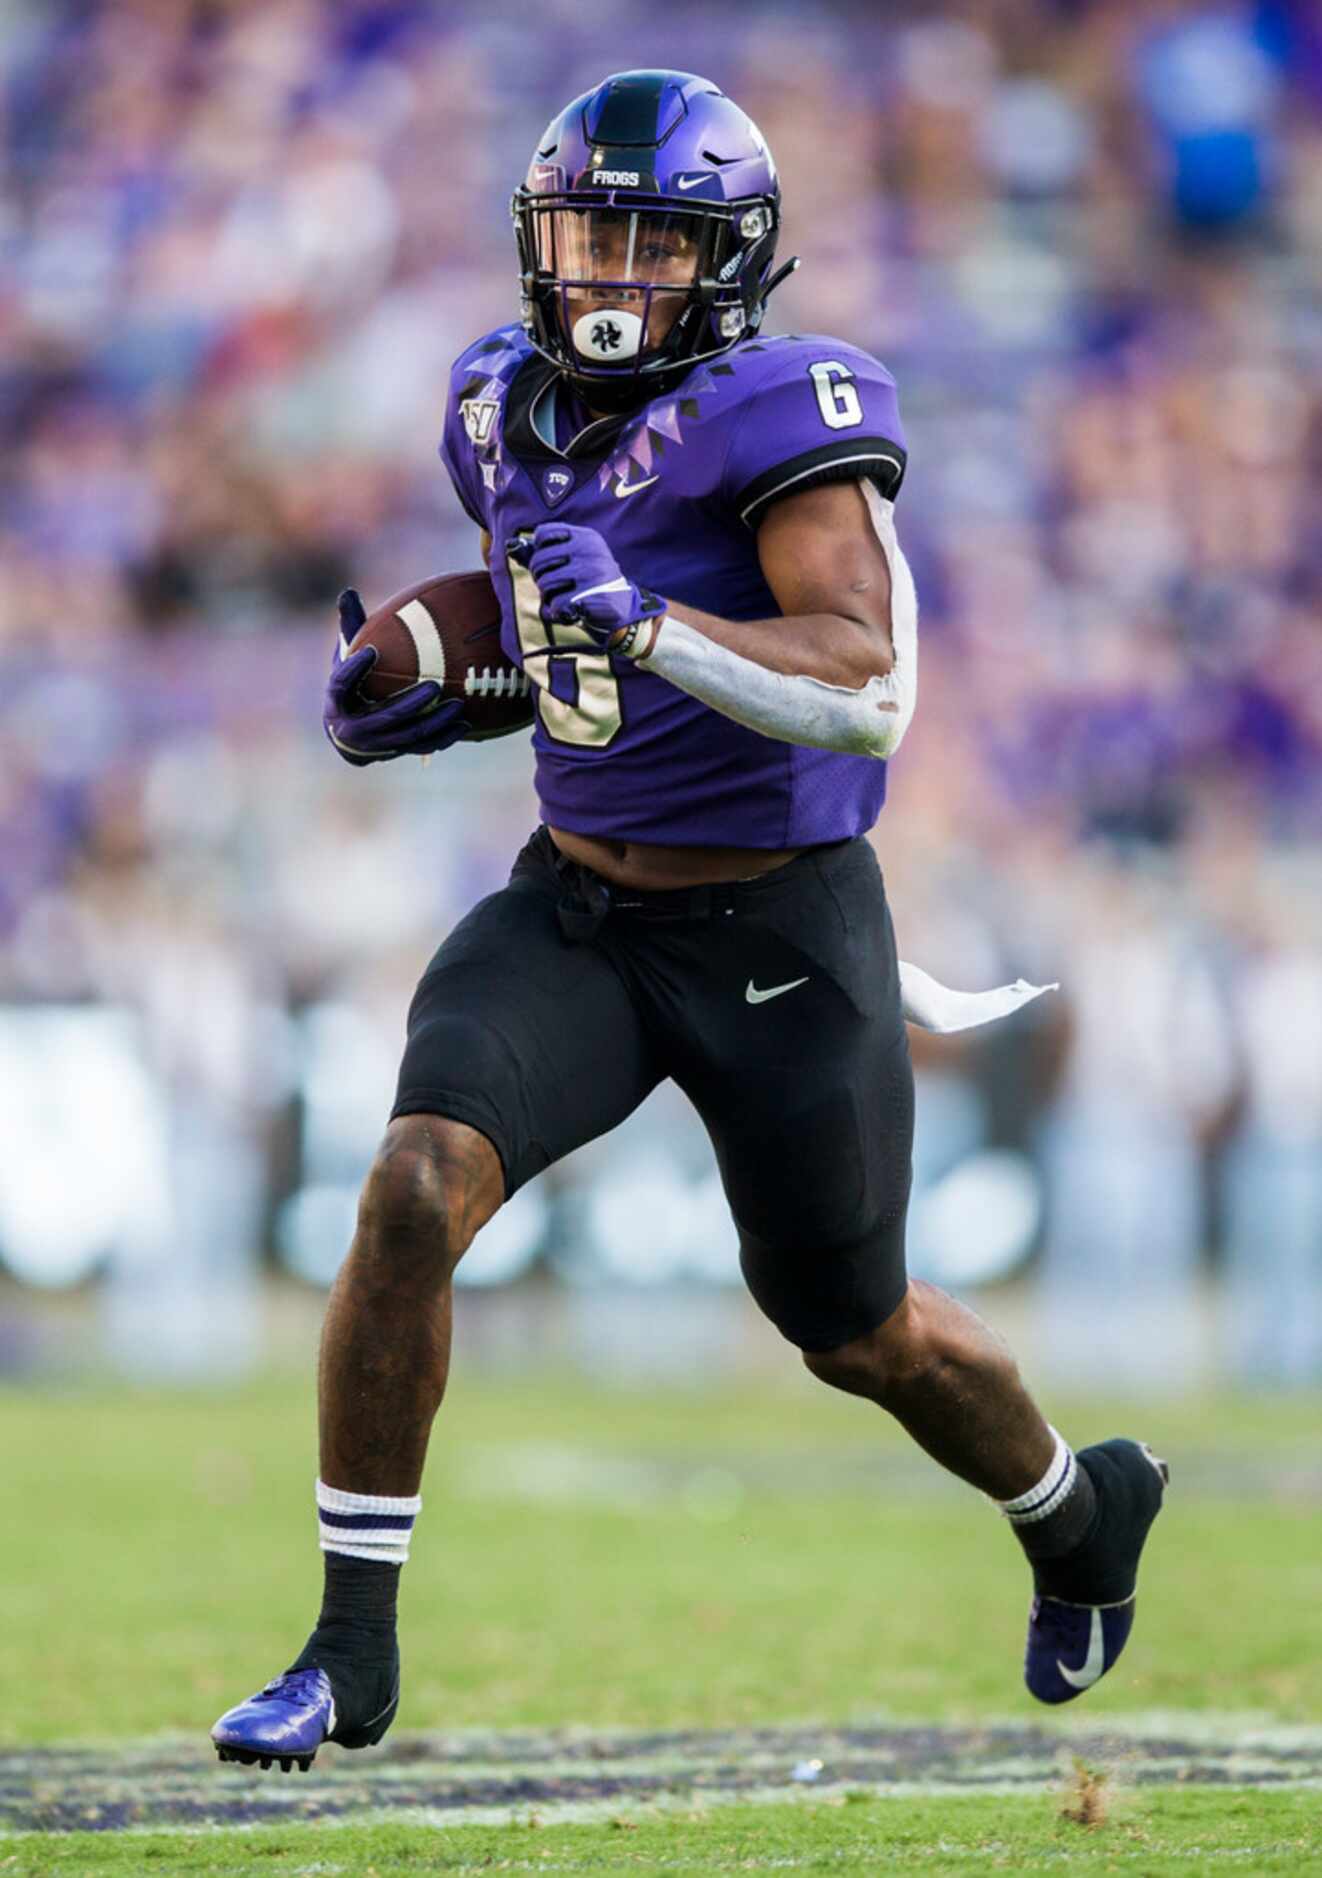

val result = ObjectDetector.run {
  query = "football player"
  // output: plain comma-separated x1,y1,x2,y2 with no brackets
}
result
213,70,1165,1771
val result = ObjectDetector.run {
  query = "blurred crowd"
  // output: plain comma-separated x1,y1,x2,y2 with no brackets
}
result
2,0,1320,1375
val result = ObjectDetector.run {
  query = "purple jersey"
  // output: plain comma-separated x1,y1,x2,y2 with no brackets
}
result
439,325,907,848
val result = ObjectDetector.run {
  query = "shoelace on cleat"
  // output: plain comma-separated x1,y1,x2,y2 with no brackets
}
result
253,1668,327,1705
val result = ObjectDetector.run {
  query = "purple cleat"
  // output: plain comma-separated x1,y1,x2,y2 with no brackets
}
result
211,1665,398,1771
1025,1595,1139,1705
1024,1439,1168,1706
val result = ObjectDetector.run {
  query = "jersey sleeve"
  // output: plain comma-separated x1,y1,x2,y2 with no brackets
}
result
720,343,907,529
438,383,487,531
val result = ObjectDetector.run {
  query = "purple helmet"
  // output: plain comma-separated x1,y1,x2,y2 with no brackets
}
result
512,70,793,412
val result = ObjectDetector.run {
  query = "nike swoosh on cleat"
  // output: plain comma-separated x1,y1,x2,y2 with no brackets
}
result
1057,1608,1105,1691
1141,1443,1170,1486
745,976,809,1004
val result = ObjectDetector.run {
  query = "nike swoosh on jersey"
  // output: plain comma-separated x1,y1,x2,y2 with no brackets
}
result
614,474,659,498
1057,1608,1105,1691
745,976,810,1005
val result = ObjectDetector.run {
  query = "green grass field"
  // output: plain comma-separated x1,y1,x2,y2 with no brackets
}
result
3,1362,1321,1872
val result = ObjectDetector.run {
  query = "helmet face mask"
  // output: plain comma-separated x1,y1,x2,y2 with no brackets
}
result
511,71,784,413
534,204,709,362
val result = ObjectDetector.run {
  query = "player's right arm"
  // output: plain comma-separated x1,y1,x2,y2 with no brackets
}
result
325,358,497,768
322,590,467,767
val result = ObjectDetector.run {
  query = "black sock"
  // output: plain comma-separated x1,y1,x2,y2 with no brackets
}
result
1026,1441,1167,1604
1000,1430,1098,1578
289,1554,400,1731
312,1550,401,1637
1011,1467,1099,1573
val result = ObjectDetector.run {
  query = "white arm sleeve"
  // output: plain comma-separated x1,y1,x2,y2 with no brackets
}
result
642,483,918,759
898,962,1059,1033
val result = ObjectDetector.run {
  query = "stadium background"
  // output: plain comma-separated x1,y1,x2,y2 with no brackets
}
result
2,0,1320,1396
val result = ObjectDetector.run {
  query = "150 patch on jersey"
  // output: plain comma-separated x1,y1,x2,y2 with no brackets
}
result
461,397,500,445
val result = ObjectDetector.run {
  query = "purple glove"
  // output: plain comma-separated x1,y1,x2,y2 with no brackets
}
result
519,525,663,652
324,590,467,767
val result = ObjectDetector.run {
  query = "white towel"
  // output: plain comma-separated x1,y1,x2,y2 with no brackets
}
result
898,961,1058,1035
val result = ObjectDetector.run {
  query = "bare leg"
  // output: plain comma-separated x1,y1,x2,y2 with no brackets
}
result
802,1276,1170,1706
210,1116,506,1757
318,1115,505,1496
803,1278,1054,1498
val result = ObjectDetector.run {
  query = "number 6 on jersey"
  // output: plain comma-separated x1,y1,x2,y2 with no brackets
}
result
809,360,863,430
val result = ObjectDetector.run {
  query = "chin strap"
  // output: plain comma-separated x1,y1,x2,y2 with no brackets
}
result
759,255,800,304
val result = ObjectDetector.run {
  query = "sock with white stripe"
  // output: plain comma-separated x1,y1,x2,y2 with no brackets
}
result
287,1482,419,1725
997,1428,1098,1585
317,1480,420,1566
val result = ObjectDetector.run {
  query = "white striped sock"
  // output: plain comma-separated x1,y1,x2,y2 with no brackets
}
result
995,1428,1078,1526
316,1479,421,1565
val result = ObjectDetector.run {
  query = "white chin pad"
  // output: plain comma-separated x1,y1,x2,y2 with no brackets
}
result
572,307,643,362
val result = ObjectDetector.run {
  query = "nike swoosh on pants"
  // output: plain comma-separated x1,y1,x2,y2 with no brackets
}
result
745,977,809,1005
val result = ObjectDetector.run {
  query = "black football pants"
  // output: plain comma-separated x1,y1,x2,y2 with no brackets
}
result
392,827,914,1352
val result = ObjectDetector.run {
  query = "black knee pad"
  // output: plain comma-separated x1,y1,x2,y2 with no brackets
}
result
738,1192,911,1355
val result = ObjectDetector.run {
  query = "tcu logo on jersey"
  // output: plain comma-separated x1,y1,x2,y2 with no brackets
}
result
461,398,499,445
541,467,573,507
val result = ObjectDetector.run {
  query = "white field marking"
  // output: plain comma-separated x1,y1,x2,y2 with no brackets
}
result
453,1441,1322,1507
10,1712,1322,1780
10,1774,1321,1843
456,1440,721,1511
16,1715,1322,1766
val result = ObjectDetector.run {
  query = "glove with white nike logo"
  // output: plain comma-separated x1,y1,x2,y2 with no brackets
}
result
324,590,467,766
515,525,664,656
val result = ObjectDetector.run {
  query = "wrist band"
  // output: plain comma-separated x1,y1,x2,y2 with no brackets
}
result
614,615,664,661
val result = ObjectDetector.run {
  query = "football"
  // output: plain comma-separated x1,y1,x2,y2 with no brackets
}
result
347,569,535,742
